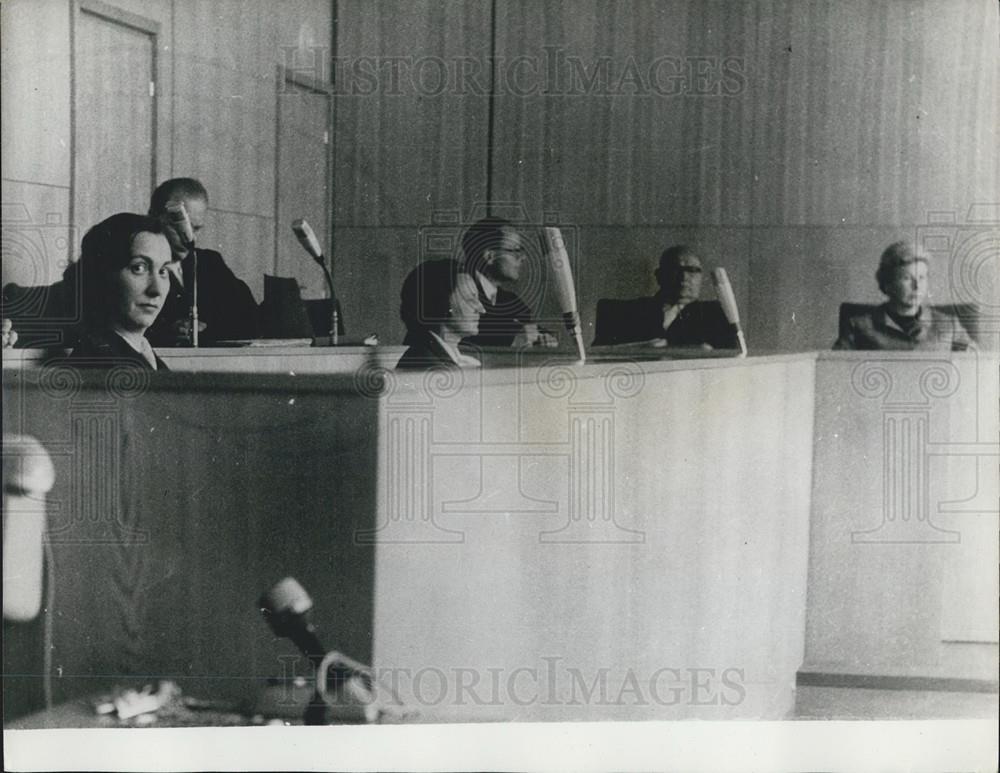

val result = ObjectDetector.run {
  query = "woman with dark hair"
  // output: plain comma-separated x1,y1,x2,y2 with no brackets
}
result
65,212,172,369
396,259,485,370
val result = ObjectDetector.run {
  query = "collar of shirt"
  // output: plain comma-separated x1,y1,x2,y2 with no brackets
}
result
428,331,481,368
475,270,498,305
111,324,158,369
882,304,930,338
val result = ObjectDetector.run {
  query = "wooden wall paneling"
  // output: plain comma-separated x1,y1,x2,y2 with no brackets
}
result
1,0,73,286
169,0,278,294
332,0,492,228
0,0,72,189
0,183,75,288
321,226,424,344
91,0,176,182
750,0,1000,228
73,6,157,232
170,0,276,218
2,372,381,715
273,0,334,64
490,1,756,227
274,73,332,298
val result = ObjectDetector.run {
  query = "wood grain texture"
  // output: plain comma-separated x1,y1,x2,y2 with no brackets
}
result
3,370,381,715
74,9,156,233
332,0,492,227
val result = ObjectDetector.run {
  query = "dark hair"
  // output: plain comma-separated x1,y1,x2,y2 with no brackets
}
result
63,213,167,326
657,244,700,275
149,177,208,215
461,217,513,273
400,259,465,337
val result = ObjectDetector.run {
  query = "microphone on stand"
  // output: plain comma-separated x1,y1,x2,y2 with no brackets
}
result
711,268,748,357
540,227,586,365
164,201,199,347
291,219,338,344
258,577,408,724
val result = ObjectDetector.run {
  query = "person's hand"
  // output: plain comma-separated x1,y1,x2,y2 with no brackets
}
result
170,318,208,343
516,323,559,348
2,318,18,349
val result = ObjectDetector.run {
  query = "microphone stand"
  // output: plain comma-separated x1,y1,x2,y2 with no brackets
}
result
315,255,338,345
190,243,199,348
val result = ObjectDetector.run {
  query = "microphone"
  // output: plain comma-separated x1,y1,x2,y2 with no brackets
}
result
258,577,368,690
291,219,325,265
291,219,338,343
164,201,195,248
164,201,199,347
3,435,55,622
711,268,748,357
540,227,586,365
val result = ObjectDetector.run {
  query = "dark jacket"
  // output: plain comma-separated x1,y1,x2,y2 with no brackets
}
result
68,328,167,370
462,283,535,348
834,304,975,351
146,248,259,346
593,296,737,349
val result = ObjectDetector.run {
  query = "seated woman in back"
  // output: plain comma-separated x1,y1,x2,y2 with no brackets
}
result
396,259,485,370
834,241,975,351
65,212,172,369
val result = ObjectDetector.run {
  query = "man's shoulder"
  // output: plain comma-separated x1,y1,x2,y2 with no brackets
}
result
492,287,532,314
194,247,228,267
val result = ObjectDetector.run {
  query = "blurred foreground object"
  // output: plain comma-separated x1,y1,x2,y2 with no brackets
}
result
3,435,54,621
259,576,412,724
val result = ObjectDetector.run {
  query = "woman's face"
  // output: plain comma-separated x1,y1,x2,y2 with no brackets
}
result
446,272,485,337
883,260,928,313
112,231,172,333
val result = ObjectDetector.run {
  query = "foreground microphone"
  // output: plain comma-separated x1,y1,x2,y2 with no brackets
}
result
291,219,338,343
259,577,366,688
541,227,586,365
711,268,747,357
164,201,199,347
3,435,54,622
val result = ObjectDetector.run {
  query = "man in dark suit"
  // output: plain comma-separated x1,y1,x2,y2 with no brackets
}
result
458,217,556,349
146,178,259,346
592,244,737,349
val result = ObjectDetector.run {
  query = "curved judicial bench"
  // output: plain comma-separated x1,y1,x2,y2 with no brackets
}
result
2,347,996,723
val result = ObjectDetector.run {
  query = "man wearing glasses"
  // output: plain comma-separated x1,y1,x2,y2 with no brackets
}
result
592,244,736,349
458,216,557,348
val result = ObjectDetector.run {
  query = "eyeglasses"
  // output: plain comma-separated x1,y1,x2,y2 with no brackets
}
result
676,265,703,275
